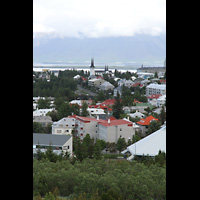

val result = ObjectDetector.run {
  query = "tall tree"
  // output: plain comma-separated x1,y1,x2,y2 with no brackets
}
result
81,101,89,117
116,136,126,153
112,92,123,119
93,140,102,160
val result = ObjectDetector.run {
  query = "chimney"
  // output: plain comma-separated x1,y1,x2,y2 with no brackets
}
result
108,118,110,124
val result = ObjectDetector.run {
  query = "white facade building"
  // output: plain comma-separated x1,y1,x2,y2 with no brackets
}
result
157,94,166,107
52,117,76,135
146,83,166,96
33,108,53,117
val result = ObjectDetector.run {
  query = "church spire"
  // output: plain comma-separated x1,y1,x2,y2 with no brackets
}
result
90,58,94,68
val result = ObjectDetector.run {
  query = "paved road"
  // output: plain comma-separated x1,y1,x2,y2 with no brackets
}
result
76,85,98,96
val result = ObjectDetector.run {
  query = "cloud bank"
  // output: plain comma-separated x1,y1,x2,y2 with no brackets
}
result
33,0,166,39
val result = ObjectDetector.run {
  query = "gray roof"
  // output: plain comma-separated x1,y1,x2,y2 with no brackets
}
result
33,133,72,146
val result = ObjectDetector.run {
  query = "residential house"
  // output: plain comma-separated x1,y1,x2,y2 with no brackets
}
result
113,86,122,97
88,78,105,87
129,110,145,119
73,75,81,80
33,108,53,117
136,115,159,136
157,94,166,107
118,79,134,88
52,117,76,135
33,133,73,156
123,103,154,114
87,108,105,117
100,99,116,107
147,94,162,107
98,81,115,91
33,115,53,127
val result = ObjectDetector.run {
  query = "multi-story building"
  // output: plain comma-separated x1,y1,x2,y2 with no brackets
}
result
52,117,76,135
146,83,166,96
73,115,138,143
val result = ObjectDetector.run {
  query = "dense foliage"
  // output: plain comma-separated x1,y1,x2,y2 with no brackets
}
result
33,157,166,200
33,70,81,100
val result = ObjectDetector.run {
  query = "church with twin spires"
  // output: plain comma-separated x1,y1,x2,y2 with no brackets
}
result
89,58,112,79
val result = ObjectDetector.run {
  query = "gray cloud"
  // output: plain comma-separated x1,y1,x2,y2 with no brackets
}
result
33,0,166,39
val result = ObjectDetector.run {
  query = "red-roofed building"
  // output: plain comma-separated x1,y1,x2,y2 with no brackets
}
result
71,115,137,143
81,76,87,81
100,99,116,107
147,94,162,106
133,99,143,104
160,79,166,84
147,94,162,100
136,115,158,135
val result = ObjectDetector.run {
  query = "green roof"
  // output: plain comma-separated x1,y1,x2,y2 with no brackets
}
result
135,103,154,109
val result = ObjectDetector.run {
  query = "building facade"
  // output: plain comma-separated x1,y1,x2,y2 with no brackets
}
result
52,117,76,135
146,83,166,96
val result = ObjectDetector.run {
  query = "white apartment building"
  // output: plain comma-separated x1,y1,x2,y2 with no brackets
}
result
52,117,76,135
157,94,166,107
146,83,166,96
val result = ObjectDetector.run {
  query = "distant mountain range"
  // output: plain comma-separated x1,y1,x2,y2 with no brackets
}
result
33,34,166,66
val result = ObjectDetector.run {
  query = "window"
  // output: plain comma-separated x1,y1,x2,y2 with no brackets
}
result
120,128,122,131
57,130,62,133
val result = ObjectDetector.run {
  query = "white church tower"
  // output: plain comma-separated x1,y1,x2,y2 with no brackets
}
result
89,58,96,79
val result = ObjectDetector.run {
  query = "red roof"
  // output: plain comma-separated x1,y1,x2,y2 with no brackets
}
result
133,99,143,103
136,115,158,126
96,76,104,79
68,115,132,127
132,83,143,87
81,76,87,81
147,94,162,99
69,114,77,118
100,99,116,106
89,104,112,112
98,119,132,127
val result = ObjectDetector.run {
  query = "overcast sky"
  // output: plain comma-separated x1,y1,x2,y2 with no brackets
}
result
33,0,166,39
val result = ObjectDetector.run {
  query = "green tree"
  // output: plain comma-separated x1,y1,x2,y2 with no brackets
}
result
112,92,123,119
116,137,126,153
74,137,84,162
93,140,103,160
58,102,71,119
83,134,94,158
97,90,106,101
37,98,51,109
45,143,58,162
46,110,59,122
33,122,43,133
81,101,89,117
147,120,161,135
35,144,45,160
159,105,166,124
